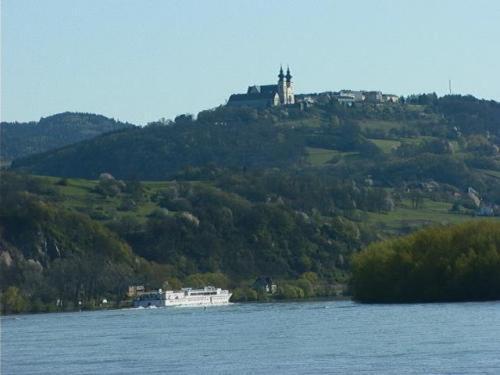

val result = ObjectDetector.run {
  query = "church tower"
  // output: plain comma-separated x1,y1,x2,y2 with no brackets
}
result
277,66,287,105
285,66,295,105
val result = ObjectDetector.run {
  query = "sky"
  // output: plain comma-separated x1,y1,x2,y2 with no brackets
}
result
2,0,500,124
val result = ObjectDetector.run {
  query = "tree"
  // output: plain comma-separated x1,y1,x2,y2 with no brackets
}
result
1,286,28,314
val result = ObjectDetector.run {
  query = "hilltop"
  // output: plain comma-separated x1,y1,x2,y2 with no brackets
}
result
11,95,500,200
0,112,135,164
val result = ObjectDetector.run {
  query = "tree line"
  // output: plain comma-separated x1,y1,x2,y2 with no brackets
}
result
351,221,500,303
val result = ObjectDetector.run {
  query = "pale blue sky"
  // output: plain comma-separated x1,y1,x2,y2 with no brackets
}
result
2,0,499,124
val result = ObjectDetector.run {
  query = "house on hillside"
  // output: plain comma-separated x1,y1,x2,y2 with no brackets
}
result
127,285,145,297
364,91,383,103
337,95,356,106
340,90,365,102
382,94,399,103
253,276,277,294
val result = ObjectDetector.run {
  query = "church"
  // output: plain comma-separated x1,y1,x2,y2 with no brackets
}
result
227,66,295,108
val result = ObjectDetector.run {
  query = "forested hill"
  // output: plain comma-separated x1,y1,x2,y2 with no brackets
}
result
10,95,500,198
12,120,307,180
2,94,500,312
0,112,135,163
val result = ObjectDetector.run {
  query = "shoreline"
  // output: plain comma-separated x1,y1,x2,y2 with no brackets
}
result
1,295,352,317
4,295,500,317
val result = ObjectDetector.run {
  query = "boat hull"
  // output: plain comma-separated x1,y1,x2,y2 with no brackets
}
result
133,287,232,308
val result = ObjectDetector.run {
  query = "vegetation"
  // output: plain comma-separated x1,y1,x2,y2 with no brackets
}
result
2,94,500,313
0,112,133,163
10,96,500,201
351,221,500,303
0,173,141,314
0,172,357,313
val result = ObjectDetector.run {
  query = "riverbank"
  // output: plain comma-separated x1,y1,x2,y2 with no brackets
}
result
0,293,352,316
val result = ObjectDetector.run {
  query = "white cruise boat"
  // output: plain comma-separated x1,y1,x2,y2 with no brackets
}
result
133,286,232,308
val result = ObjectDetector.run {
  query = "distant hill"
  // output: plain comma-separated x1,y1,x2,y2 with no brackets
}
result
0,112,135,163
11,114,310,180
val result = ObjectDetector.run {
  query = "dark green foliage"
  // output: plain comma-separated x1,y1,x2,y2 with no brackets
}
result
0,172,142,313
373,153,474,187
352,221,500,302
0,112,133,162
13,121,307,179
231,287,258,302
10,96,500,199
129,182,359,279
214,169,392,214
0,172,362,313
3,94,500,312
437,95,500,136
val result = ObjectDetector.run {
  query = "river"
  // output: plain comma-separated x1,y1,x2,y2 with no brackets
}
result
2,300,500,374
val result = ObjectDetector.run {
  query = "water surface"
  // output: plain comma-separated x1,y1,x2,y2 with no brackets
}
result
2,300,500,374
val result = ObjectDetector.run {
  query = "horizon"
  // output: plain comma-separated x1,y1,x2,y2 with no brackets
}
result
1,90,496,125
2,0,500,124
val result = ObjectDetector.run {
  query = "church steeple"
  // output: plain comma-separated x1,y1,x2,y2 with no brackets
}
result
278,65,285,81
286,66,292,83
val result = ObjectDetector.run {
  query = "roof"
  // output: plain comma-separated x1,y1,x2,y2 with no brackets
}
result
228,92,277,102
246,84,277,95
259,84,277,94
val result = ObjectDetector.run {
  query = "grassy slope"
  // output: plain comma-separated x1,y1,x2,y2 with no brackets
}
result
305,147,360,166
365,198,498,235
43,176,172,223
37,117,500,234
305,147,340,165
368,139,401,153
39,176,499,237
477,169,500,179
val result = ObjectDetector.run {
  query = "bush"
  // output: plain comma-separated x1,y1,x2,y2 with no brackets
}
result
296,278,314,298
231,287,258,302
1,286,28,314
184,272,230,289
56,178,68,186
276,283,305,299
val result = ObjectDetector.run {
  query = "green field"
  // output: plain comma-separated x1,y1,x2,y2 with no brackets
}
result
37,176,499,237
477,168,500,179
359,120,405,131
305,147,339,165
369,139,401,153
40,176,175,223
306,147,361,166
366,198,499,235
